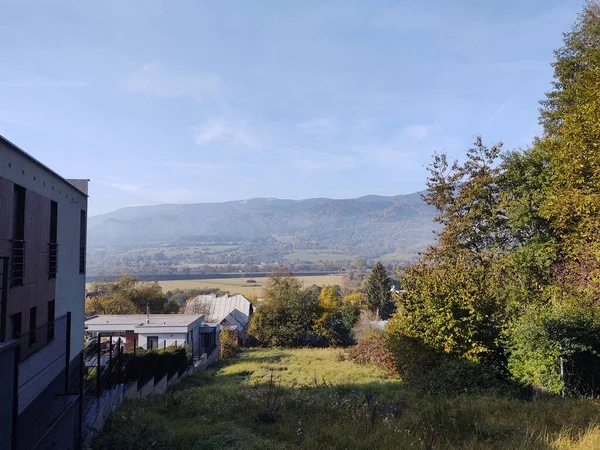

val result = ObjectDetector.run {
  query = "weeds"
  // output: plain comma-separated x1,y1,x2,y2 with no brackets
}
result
90,348,600,450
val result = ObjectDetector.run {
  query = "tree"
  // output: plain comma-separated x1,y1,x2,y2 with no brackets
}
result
248,271,318,347
390,138,511,371
85,275,177,316
365,262,394,319
343,257,368,290
343,291,366,306
537,0,600,299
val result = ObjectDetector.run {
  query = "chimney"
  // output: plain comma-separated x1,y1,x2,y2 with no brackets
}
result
146,303,150,324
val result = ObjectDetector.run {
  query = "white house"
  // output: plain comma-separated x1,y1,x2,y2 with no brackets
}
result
185,294,253,332
85,314,219,359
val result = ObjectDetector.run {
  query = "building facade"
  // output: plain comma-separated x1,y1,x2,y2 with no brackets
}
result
0,134,88,449
85,314,219,361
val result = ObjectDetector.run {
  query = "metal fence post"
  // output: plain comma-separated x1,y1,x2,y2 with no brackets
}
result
0,257,8,342
96,338,101,399
64,312,71,394
108,338,113,389
118,338,123,384
77,352,84,449
11,343,20,450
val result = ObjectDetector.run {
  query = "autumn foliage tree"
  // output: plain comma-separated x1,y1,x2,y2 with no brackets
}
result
387,1,600,395
85,275,180,316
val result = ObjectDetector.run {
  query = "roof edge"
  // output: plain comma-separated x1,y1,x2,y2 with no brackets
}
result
0,134,89,197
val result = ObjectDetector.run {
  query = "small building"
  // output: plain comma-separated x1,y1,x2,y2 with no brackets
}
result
186,294,253,332
85,314,219,359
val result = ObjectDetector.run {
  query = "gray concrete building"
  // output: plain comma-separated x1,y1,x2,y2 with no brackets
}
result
0,134,88,449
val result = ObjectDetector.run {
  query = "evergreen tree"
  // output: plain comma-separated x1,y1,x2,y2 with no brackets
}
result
366,262,394,319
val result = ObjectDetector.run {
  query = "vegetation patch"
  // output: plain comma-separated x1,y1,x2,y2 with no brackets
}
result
90,348,600,450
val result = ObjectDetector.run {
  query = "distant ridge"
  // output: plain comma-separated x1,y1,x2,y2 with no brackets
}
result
88,192,439,260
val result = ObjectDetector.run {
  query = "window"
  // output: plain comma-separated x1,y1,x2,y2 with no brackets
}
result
47,300,55,340
147,336,158,350
10,312,21,339
79,209,86,274
29,306,37,346
49,201,58,279
11,185,25,286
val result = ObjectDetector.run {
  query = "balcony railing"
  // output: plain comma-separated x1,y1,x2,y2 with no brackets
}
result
11,239,25,287
17,313,67,362
79,246,85,274
49,242,58,279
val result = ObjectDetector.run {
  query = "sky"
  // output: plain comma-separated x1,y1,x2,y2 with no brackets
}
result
0,0,585,216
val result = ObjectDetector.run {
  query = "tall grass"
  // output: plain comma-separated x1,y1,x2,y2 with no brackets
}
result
89,348,600,450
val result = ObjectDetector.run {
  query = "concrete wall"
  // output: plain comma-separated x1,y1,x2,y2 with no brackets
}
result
153,374,168,395
17,330,66,412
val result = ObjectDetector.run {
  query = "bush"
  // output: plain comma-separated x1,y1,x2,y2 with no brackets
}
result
508,303,600,396
125,347,189,381
220,329,240,360
347,329,397,376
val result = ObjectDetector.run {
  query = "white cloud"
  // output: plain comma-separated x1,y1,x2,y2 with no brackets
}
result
193,121,226,146
155,187,199,203
125,62,222,100
296,117,337,134
0,77,88,88
292,154,358,171
168,161,236,171
192,120,263,149
95,180,147,193
402,124,440,140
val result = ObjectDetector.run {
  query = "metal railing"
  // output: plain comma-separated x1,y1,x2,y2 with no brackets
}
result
16,313,68,362
48,242,58,279
11,240,24,287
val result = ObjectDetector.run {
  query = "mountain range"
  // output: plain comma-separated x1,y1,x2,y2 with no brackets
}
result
88,192,439,261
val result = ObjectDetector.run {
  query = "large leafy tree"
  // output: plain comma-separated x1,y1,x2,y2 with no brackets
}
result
248,271,318,347
537,1,600,298
389,1,600,394
85,275,180,316
366,262,394,320
392,139,510,366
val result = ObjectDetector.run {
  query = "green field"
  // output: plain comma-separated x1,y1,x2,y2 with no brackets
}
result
284,250,353,262
91,348,600,449
157,275,344,296
119,245,241,258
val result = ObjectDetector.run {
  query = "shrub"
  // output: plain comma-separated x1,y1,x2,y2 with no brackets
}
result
125,347,189,381
508,303,600,396
220,329,240,360
347,329,397,376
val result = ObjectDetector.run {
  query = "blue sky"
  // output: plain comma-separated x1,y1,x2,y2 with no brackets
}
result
0,0,584,216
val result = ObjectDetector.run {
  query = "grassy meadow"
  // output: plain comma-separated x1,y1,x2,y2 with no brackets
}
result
91,348,600,449
156,275,344,296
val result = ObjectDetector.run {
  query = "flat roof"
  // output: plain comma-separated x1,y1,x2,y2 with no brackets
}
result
0,133,89,197
85,314,204,327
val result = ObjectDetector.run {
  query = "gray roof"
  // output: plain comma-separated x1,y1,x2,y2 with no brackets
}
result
186,294,252,326
86,314,204,327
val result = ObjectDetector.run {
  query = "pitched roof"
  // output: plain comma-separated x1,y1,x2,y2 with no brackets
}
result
186,294,252,325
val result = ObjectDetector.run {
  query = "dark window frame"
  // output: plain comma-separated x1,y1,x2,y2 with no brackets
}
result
147,336,158,350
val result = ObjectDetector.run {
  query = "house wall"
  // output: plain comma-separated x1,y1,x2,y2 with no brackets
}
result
137,332,188,348
0,138,87,362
